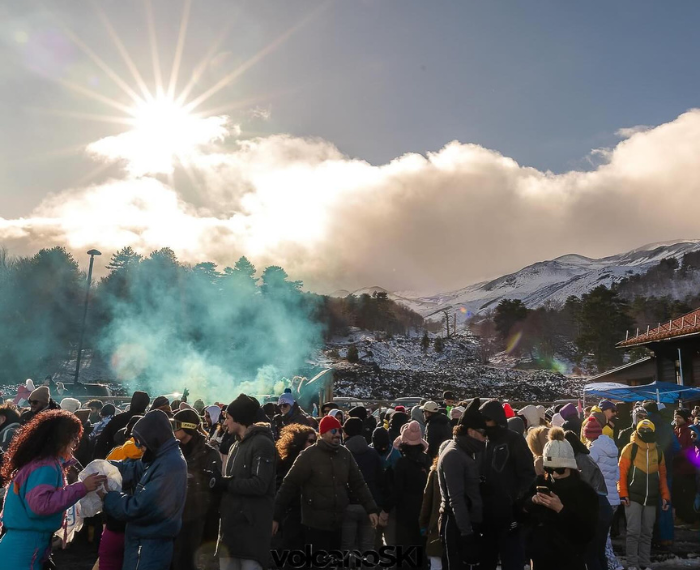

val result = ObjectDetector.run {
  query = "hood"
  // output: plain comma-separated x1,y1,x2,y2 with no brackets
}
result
345,434,369,454
507,416,525,436
518,405,540,429
130,391,150,415
241,422,275,443
480,399,507,427
372,427,391,451
389,411,409,429
427,411,449,425
559,403,578,421
205,405,222,424
411,406,425,425
132,409,176,456
688,424,700,447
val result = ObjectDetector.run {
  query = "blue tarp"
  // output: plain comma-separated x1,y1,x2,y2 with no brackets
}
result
584,381,700,404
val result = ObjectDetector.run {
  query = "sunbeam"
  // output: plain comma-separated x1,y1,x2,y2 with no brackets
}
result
92,0,154,102
167,0,192,100
145,0,165,98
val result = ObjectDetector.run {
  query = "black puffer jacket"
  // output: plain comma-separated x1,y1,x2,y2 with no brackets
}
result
94,391,150,459
345,435,384,507
523,474,599,570
219,423,277,566
274,439,378,530
479,400,536,526
425,412,452,459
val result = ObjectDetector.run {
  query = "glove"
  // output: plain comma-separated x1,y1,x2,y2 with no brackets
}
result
694,493,700,513
459,532,481,566
204,465,228,492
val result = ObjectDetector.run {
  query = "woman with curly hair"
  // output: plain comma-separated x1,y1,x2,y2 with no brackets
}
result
275,423,317,559
0,409,106,569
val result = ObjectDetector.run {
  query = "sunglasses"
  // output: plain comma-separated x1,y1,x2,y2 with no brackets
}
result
307,438,317,444
544,467,568,475
474,428,486,436
328,428,340,435
28,400,41,405
280,403,291,409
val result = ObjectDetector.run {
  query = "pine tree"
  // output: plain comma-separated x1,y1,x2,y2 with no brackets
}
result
347,345,359,363
421,331,430,352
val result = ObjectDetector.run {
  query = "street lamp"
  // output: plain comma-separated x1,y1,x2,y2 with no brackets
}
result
74,249,102,384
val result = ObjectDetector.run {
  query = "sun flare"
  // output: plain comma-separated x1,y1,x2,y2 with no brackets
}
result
87,96,229,176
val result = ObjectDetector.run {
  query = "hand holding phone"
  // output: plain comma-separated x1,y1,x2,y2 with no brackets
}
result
536,486,551,495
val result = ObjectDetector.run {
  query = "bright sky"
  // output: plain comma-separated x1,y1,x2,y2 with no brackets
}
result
2,0,700,293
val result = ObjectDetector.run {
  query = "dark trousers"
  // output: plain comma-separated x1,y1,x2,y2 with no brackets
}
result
303,525,342,568
172,518,206,570
584,495,613,570
479,523,524,570
441,511,477,570
674,473,697,523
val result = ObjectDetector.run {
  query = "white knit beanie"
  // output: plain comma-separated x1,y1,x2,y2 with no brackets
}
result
542,427,578,469
60,397,81,413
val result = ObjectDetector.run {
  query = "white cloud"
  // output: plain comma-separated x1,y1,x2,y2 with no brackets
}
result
3,110,700,293
616,125,652,138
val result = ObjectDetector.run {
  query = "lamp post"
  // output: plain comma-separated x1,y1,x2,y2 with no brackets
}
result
74,249,101,384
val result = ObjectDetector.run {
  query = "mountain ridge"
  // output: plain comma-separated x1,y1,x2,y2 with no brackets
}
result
340,239,700,321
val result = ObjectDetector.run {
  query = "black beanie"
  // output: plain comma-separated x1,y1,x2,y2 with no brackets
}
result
101,403,116,417
226,394,260,427
643,401,659,414
348,406,368,420
343,417,363,438
173,409,202,434
458,398,485,430
151,395,170,410
676,408,691,422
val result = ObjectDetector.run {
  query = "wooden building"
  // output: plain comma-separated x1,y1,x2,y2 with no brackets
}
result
612,307,700,386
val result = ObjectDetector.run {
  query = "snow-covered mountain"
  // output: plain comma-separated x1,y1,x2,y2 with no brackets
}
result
349,240,700,321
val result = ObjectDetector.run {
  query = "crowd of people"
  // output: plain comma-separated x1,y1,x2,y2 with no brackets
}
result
0,383,699,570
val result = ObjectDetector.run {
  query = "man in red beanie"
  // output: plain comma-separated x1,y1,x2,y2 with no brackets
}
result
273,415,379,564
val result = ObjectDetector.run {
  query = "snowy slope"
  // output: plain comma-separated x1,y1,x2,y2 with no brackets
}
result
372,240,700,321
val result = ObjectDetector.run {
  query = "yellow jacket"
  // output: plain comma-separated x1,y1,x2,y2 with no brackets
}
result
106,438,144,461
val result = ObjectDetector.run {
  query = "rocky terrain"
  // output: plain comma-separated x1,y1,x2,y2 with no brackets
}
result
320,328,587,403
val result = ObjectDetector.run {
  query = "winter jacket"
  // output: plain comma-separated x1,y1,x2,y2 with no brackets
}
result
345,435,385,507
673,423,696,476
588,435,619,505
419,467,443,558
0,421,20,452
523,475,599,570
383,446,430,525
273,403,316,434
19,399,60,425
437,435,483,536
94,391,150,459
219,423,277,566
618,432,671,506
106,438,144,461
0,457,87,568
180,431,221,522
274,438,378,530
425,412,452,459
89,415,113,440
104,410,187,539
479,401,537,526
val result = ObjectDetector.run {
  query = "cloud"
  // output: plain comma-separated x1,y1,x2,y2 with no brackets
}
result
3,109,700,293
616,125,652,138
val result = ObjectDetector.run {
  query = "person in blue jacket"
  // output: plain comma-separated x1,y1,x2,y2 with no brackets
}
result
103,409,188,570
0,410,106,569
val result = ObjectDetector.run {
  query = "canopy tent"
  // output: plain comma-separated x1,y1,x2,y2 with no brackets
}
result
583,381,700,404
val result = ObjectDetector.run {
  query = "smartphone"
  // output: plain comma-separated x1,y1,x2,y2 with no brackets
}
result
536,486,551,495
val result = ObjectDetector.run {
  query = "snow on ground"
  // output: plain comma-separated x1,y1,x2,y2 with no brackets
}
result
318,329,587,402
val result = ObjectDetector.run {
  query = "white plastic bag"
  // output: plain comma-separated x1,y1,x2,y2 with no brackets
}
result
56,500,83,544
78,459,123,517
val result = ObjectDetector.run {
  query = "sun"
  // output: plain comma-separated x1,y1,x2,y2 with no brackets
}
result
87,95,229,176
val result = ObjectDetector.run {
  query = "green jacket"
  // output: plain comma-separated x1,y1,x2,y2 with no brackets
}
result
274,439,378,530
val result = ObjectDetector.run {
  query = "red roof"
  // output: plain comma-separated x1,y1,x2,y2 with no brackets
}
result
618,307,700,347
